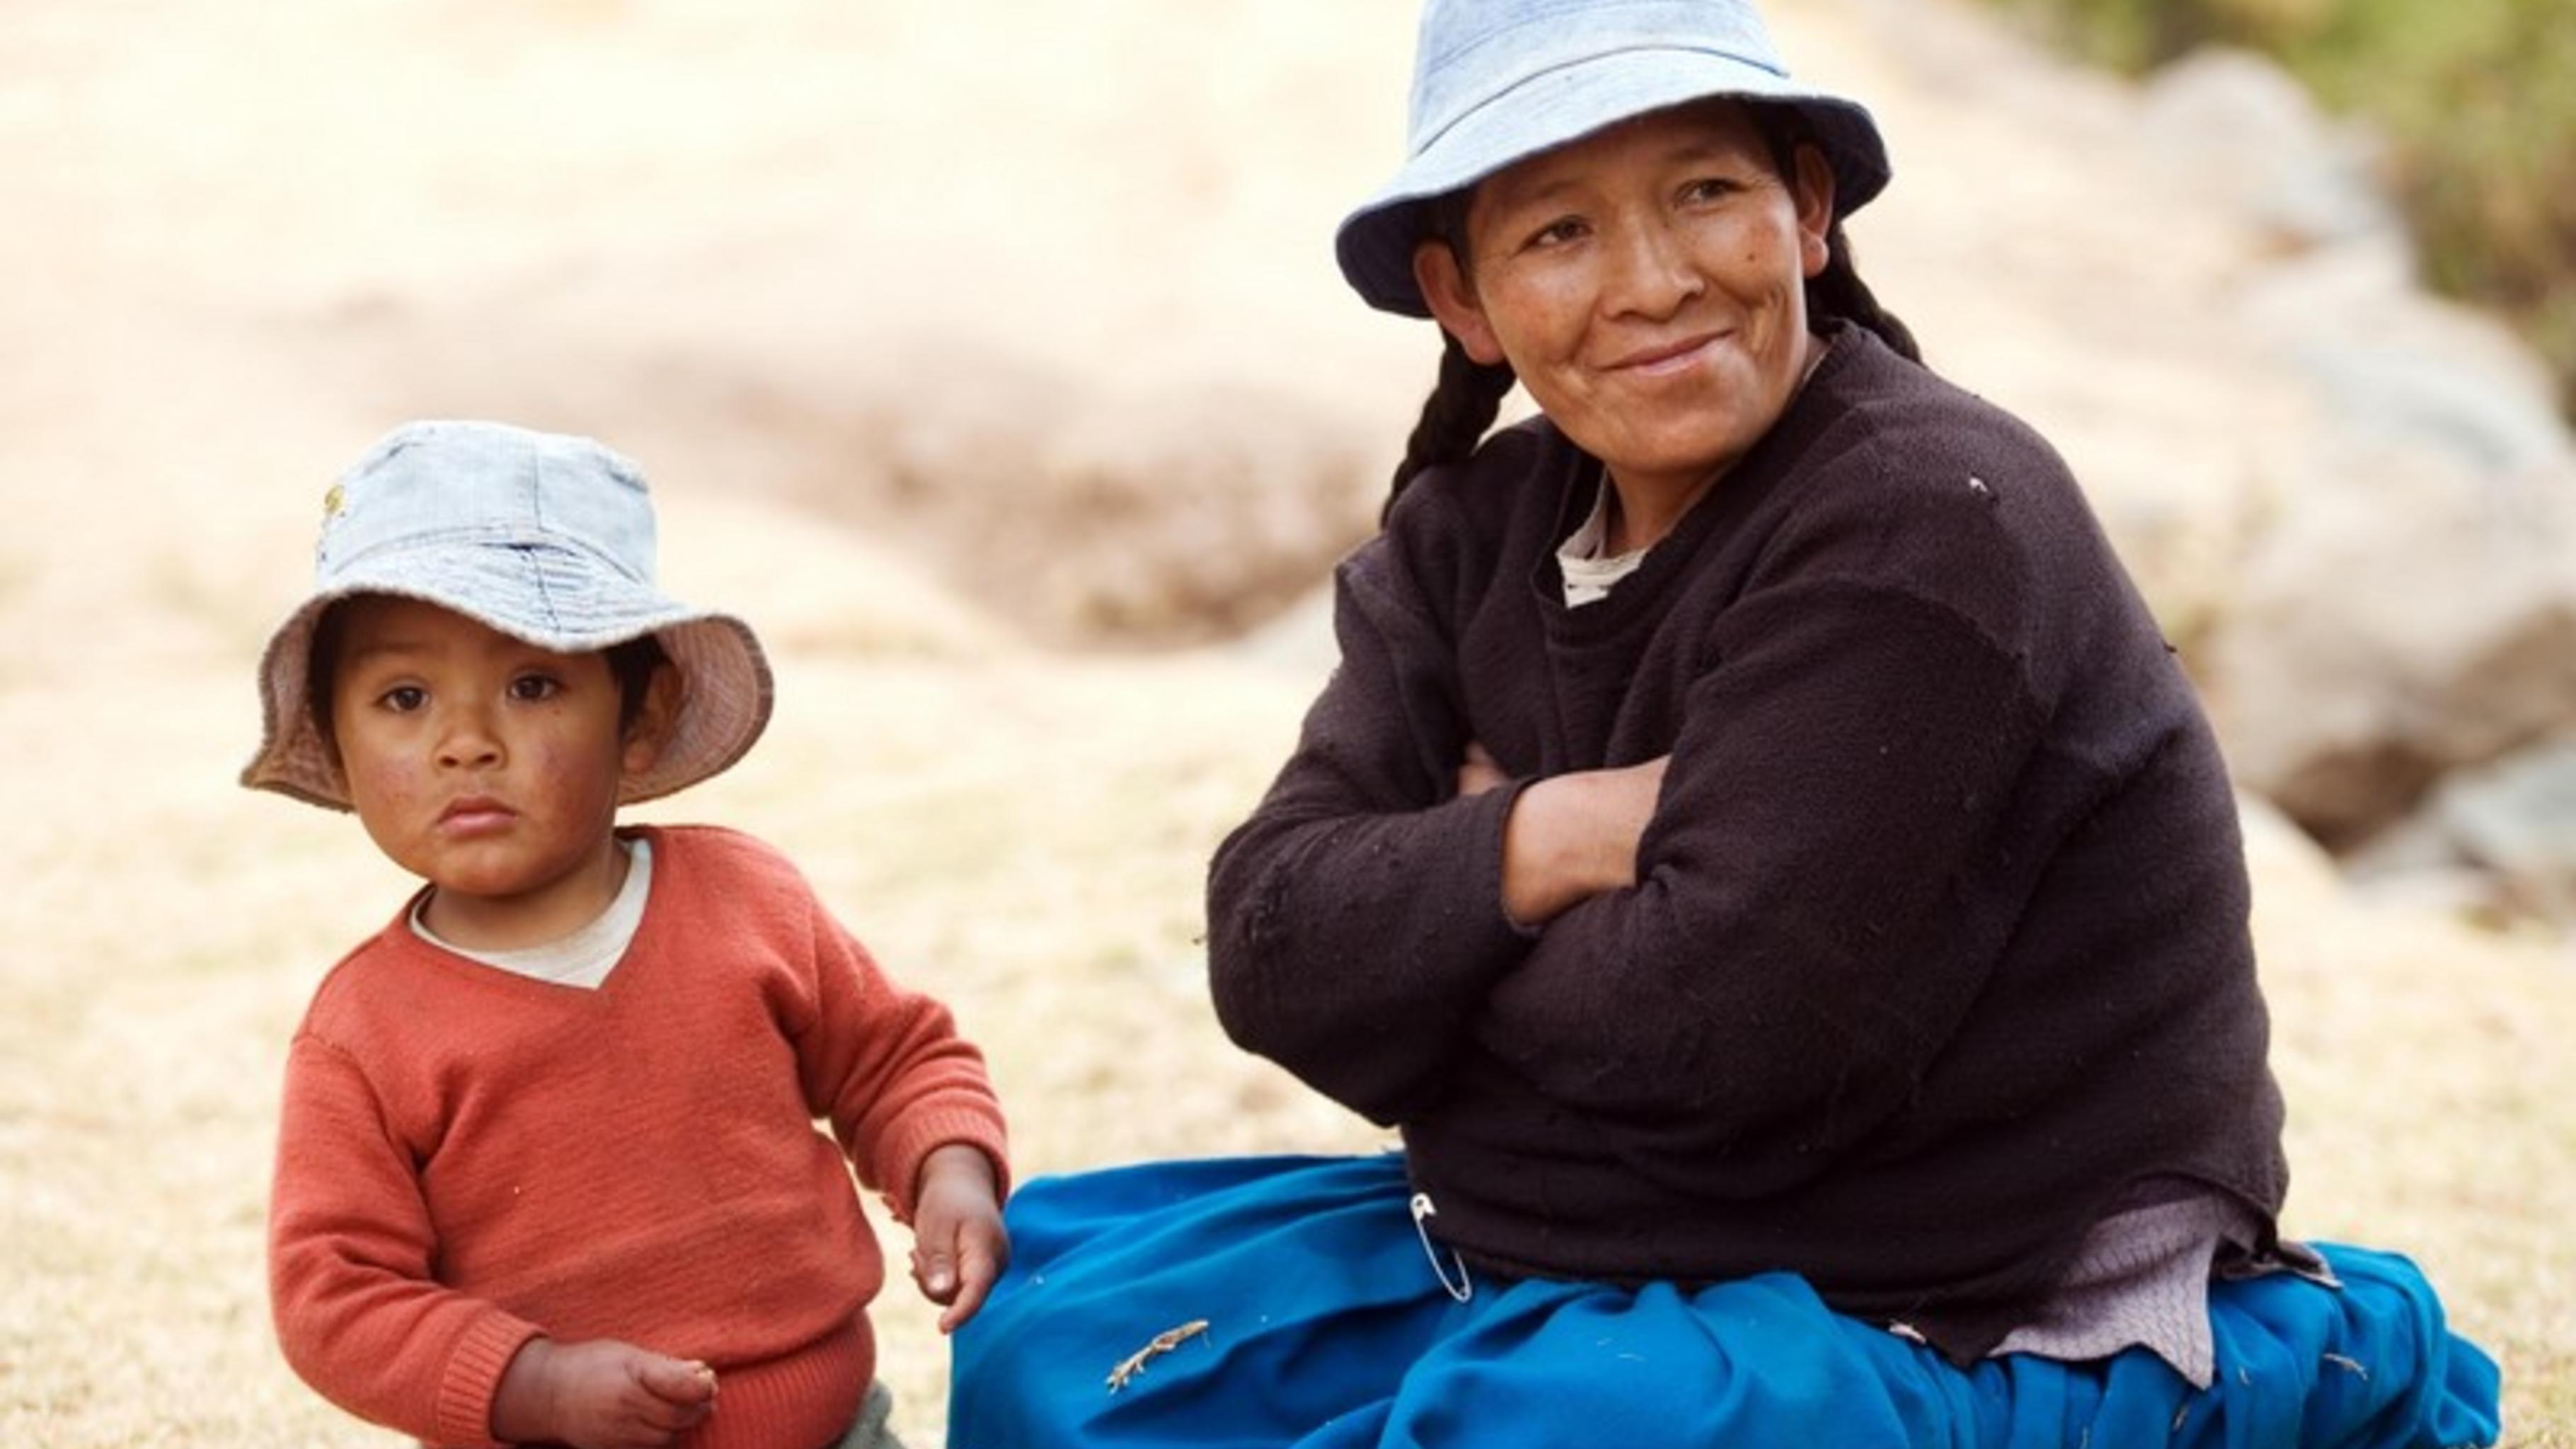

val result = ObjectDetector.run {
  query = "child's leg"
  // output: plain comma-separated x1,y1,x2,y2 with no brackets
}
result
828,1379,902,1449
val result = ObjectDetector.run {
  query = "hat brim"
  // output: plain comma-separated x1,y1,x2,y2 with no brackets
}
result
240,542,772,812
1335,47,1891,318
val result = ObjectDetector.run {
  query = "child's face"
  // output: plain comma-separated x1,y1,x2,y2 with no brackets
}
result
327,595,667,949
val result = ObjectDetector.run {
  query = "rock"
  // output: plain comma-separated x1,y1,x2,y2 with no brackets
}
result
2353,734,2576,927
2139,46,2406,255
2202,221,2576,848
2207,432,2576,847
2246,242,2576,480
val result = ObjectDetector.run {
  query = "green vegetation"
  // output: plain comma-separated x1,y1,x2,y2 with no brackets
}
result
1986,0,2576,419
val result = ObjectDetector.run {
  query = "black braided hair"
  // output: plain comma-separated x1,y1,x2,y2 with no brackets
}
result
1805,219,1920,365
1386,328,1519,521
1384,187,1520,521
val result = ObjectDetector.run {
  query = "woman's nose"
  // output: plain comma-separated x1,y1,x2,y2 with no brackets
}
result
1599,217,1703,320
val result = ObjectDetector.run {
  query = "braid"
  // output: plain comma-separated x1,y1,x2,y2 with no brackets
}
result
1808,220,1921,364
1385,326,1517,524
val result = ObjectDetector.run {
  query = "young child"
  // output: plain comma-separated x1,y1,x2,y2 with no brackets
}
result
241,420,1009,1449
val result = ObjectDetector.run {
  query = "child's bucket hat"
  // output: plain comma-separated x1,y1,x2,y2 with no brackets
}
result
241,420,774,810
1335,0,1892,317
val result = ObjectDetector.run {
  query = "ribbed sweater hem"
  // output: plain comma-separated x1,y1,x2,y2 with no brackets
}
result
430,1314,540,1448
697,1317,874,1449
875,1107,1014,1221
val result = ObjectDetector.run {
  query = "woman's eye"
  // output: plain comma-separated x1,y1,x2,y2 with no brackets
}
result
508,674,562,703
379,685,427,713
1527,217,1588,250
1680,177,1739,206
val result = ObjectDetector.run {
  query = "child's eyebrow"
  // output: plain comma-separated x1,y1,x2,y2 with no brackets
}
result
334,638,432,669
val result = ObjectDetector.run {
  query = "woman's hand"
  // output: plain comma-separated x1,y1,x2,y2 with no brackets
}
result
910,1143,1010,1333
488,1336,717,1449
1478,746,1668,926
1457,741,1514,798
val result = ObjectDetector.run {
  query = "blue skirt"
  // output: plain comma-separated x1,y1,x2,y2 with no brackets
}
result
948,1154,2500,1448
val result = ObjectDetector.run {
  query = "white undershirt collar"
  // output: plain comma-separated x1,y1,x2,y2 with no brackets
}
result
410,836,652,990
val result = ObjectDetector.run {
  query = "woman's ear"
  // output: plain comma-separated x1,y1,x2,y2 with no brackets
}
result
1792,144,1837,279
1413,239,1508,366
621,663,684,779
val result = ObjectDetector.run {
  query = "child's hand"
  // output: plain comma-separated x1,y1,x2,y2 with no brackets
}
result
909,1143,1009,1333
489,1335,718,1449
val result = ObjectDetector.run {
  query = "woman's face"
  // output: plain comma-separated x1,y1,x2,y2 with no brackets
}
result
1415,100,1834,503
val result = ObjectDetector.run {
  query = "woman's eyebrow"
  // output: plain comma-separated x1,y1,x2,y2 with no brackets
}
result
1490,142,1755,213
1657,139,1759,168
1484,173,1588,214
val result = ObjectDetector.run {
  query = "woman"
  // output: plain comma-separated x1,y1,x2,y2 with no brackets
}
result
949,1,2502,1443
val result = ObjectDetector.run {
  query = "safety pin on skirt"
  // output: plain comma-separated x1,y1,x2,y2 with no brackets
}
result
1106,1320,1211,1393
1410,1191,1474,1303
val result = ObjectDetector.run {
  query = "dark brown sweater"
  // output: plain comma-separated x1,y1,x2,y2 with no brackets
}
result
1207,325,2288,1360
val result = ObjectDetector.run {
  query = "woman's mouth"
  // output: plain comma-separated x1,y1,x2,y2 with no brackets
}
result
1606,332,1725,377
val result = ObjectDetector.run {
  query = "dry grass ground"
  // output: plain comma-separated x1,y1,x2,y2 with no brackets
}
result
6,530,2571,1446
1,0,2568,1445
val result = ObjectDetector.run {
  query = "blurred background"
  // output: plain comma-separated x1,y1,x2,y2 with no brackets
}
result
2,0,2570,1443
1989,0,2576,419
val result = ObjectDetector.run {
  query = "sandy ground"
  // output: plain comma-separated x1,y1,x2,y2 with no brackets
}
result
1,0,2569,1444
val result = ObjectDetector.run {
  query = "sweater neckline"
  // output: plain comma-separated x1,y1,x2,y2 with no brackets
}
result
1529,323,1875,640
386,824,667,1000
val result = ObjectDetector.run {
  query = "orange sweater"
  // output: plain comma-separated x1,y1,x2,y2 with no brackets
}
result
269,825,1009,1449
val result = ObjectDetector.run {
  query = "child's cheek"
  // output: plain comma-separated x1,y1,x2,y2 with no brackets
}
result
357,758,431,825
527,738,621,814
335,743,384,802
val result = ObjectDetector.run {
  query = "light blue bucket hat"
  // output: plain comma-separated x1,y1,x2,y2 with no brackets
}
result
242,420,773,811
1335,0,1892,317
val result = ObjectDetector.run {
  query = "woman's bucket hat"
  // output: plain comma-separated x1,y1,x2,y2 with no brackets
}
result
1335,0,1892,317
241,420,774,811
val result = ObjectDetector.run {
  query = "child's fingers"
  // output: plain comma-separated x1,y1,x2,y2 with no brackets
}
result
936,1219,1009,1334
912,1231,960,1304
636,1355,719,1408
936,1271,987,1333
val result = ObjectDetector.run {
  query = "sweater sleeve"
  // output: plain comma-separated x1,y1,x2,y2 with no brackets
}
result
1472,493,2056,1173
1205,516,1541,1126
270,1034,541,1449
791,891,1010,1224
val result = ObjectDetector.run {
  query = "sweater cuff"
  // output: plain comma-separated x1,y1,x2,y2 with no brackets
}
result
433,1311,544,1449
1473,777,1547,942
872,1104,1011,1223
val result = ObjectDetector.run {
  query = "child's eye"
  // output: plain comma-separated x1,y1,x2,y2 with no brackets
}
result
508,674,562,703
378,685,427,713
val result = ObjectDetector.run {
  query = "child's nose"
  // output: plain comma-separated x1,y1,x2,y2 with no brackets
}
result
435,708,504,770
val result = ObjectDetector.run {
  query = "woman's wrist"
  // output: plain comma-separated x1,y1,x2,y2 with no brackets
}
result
1497,760,1664,926
1500,775,1609,925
